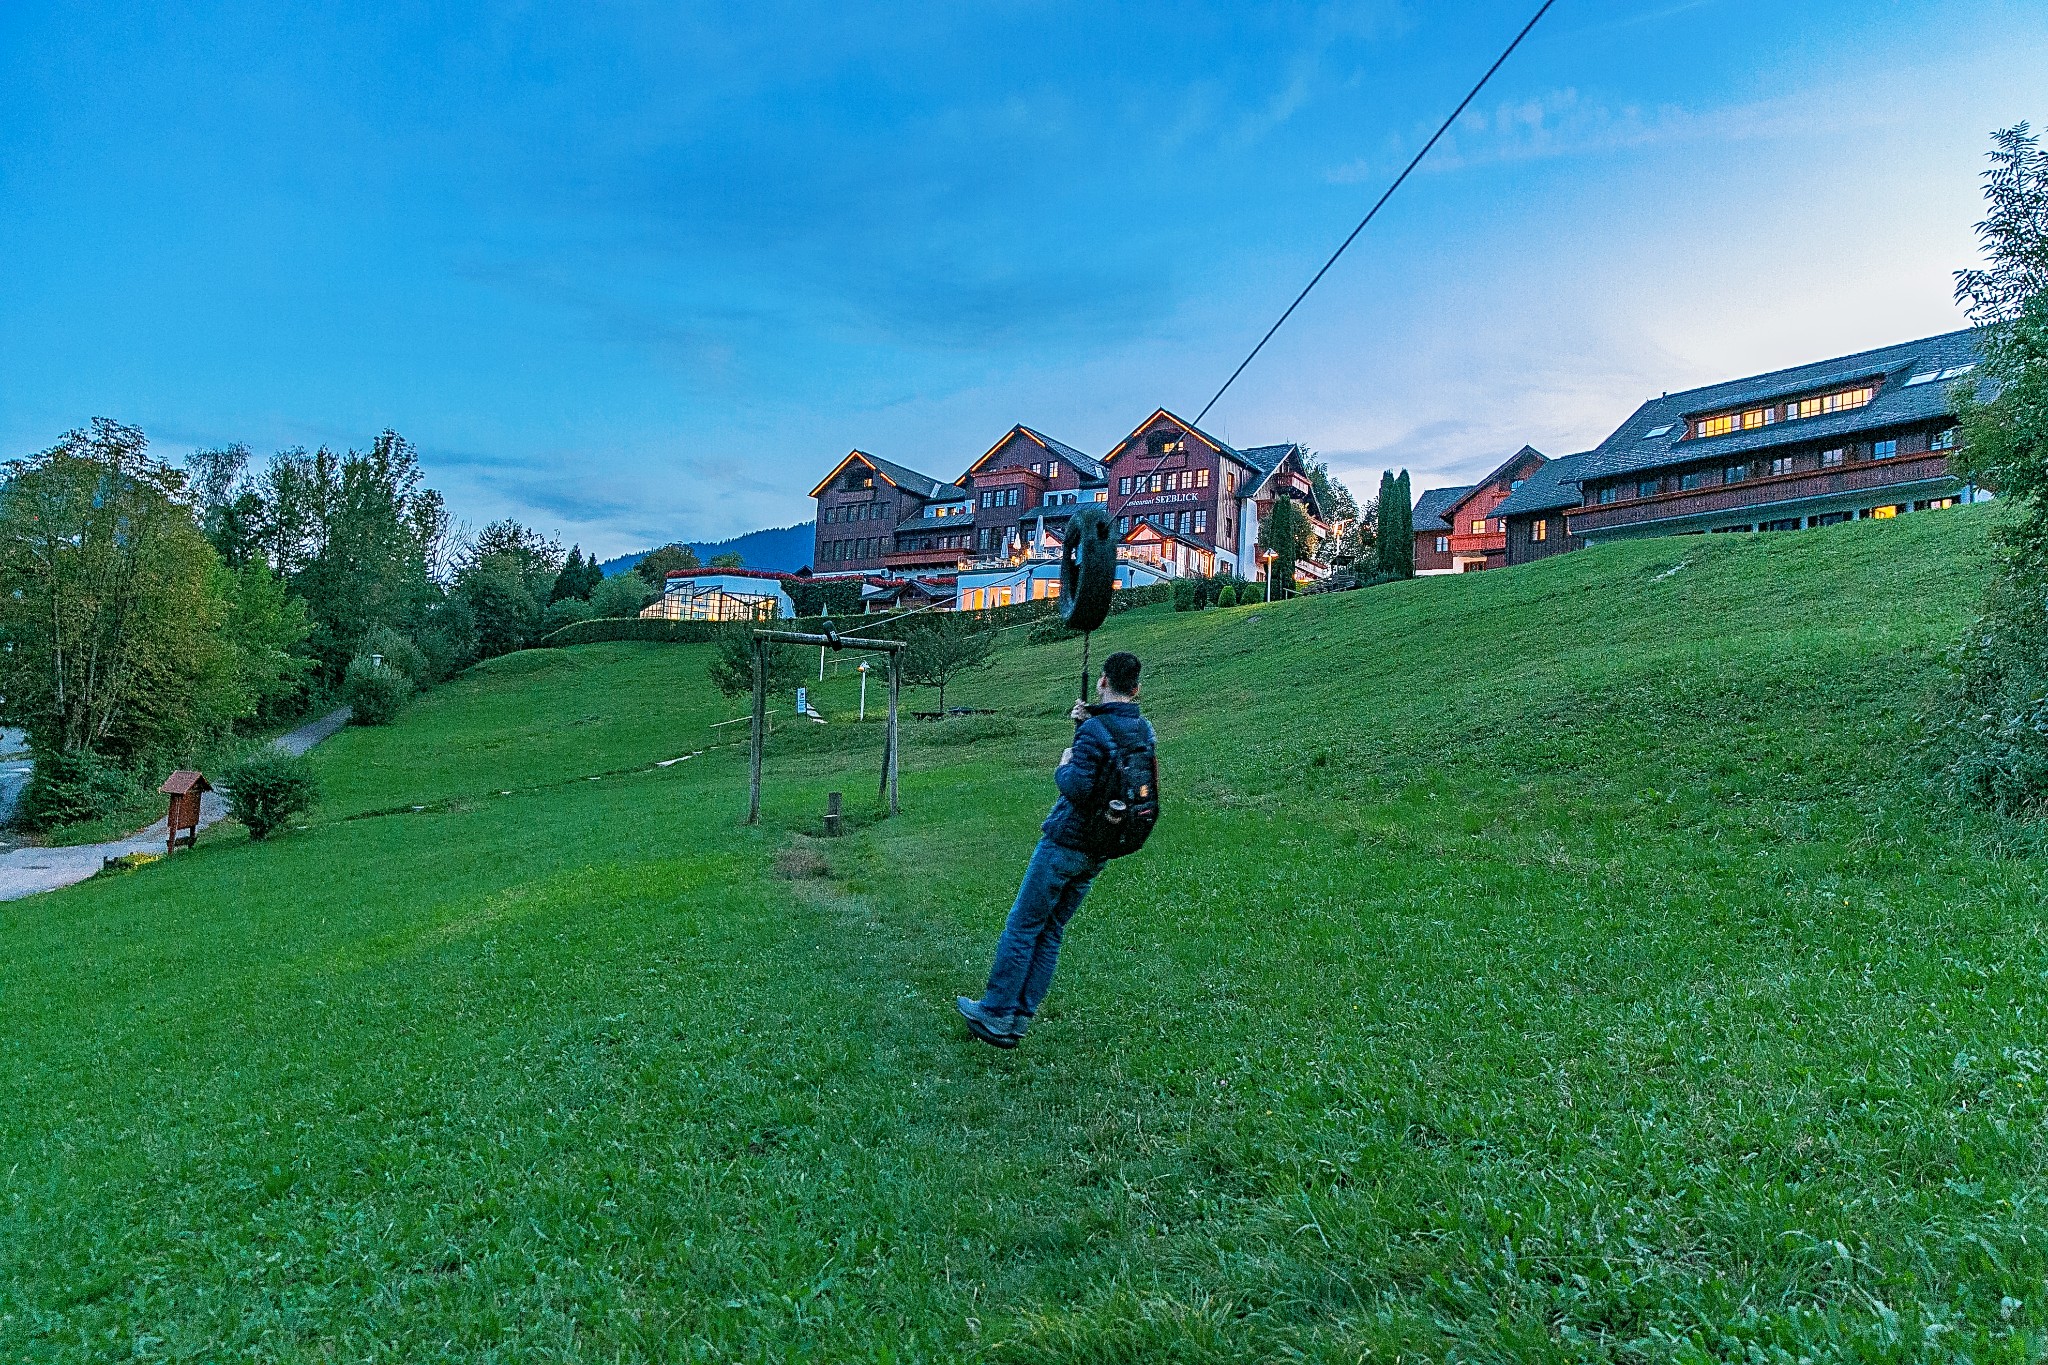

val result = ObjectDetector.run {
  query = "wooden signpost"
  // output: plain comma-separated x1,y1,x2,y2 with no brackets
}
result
749,627,904,824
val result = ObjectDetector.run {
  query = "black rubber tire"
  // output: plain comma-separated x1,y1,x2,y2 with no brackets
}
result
1058,504,1117,633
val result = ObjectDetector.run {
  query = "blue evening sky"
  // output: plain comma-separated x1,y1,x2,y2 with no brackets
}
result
2,1,2042,556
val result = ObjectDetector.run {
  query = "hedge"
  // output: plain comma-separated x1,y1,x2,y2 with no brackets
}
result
541,583,1172,650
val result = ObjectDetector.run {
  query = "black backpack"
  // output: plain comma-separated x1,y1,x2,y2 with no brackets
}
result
1084,718,1160,858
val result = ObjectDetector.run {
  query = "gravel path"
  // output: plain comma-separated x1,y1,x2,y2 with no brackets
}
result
0,707,352,903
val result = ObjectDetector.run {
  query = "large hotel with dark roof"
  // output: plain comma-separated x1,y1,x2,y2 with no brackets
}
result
807,408,1326,593
1412,328,1987,574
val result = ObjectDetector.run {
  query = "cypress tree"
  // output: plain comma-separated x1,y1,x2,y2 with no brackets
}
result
1374,471,1399,578
1394,470,1415,577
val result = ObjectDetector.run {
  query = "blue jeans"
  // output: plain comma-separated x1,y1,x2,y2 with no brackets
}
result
982,836,1107,1017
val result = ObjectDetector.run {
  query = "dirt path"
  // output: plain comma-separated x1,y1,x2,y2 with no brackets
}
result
0,707,352,902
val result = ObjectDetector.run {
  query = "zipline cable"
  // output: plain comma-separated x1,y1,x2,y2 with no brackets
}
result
1189,0,1557,429
1066,0,1556,644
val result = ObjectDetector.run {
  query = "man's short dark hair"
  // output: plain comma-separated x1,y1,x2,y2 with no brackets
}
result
1102,651,1142,695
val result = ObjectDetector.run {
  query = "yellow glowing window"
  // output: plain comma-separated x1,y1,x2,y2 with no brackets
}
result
1741,407,1774,430
1696,414,1736,438
1532,518,1549,542
1471,519,1488,534
1197,469,1211,487
1822,386,1873,414
1871,505,1899,519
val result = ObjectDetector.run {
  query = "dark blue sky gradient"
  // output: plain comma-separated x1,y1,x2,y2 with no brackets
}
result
2,1,2041,554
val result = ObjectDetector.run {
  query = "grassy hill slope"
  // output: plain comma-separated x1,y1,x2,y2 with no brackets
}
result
5,507,2047,1362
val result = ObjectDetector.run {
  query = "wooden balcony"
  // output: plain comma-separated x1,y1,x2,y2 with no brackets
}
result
1569,454,1955,535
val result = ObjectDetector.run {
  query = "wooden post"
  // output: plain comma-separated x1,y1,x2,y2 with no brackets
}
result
884,648,901,815
824,791,842,837
747,639,766,824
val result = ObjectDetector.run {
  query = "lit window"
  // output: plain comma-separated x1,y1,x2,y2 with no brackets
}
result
1436,536,1449,553
1696,414,1736,438
1532,518,1549,543
1741,407,1774,430
1471,518,1488,534
1926,496,1959,510
1048,460,1060,479
1821,448,1846,467
1149,474,1163,492
1030,462,1042,474
1637,479,1661,498
1823,386,1873,414
1930,427,1957,451
1770,456,1794,476
1165,473,1178,491
1194,510,1207,533
1197,469,1211,488
1872,439,1897,460
1871,504,1900,519
1118,477,1131,496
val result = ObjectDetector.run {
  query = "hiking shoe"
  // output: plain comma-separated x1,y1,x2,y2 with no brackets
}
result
1011,1012,1034,1039
955,996,1018,1049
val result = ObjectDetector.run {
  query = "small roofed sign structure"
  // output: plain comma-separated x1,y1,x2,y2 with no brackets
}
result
159,770,210,855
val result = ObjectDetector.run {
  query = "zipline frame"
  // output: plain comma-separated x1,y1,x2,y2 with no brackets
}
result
749,628,905,824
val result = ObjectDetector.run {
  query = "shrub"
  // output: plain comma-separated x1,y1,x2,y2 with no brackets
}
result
588,573,656,620
221,747,320,840
1216,585,1238,608
545,616,730,647
1172,578,1198,611
415,597,479,681
359,625,430,686
343,654,414,725
18,748,136,829
541,596,594,637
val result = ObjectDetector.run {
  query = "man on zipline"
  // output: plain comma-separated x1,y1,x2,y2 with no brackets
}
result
957,649,1157,1049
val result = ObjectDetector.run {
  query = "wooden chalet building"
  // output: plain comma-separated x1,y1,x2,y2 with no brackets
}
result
1569,329,1986,541
1412,445,1548,573
1494,451,1590,566
962,425,1108,559
810,451,972,574
1101,410,1323,582
1411,484,1473,574
805,409,1323,593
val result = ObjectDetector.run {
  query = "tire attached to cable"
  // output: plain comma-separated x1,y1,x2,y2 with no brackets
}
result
1059,503,1117,633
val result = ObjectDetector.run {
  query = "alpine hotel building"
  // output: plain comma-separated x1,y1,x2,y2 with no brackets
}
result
809,409,1327,592
1411,328,1987,572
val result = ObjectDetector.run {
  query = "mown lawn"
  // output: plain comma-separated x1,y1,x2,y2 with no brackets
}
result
4,506,2047,1361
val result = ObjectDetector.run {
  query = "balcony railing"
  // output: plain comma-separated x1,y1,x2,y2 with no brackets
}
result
1570,454,1954,534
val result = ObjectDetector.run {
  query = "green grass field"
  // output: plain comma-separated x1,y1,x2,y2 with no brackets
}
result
6,506,2048,1361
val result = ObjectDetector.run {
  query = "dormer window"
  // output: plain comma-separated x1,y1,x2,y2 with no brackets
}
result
1147,432,1186,459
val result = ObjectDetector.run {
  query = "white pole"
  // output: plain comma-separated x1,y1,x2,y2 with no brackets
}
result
859,663,869,720
819,645,826,681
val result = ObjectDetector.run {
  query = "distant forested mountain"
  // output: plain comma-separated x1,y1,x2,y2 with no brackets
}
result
599,522,815,576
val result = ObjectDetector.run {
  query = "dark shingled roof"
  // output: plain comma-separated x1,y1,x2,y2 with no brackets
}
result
1581,329,1988,483
1018,426,1107,482
1412,485,1474,533
1492,451,1592,518
865,452,969,502
1235,442,1299,479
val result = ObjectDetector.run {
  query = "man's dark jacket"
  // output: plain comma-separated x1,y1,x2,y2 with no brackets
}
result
1042,700,1151,850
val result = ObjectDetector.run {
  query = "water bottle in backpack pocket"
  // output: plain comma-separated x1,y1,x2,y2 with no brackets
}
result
1088,720,1159,858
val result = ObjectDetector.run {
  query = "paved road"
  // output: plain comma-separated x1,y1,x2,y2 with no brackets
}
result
0,707,352,903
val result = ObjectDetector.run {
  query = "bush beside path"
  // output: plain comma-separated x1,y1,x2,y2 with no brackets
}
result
0,706,351,901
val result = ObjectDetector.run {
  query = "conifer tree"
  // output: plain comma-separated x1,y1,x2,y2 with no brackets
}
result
1393,471,1416,577
1374,471,1400,577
